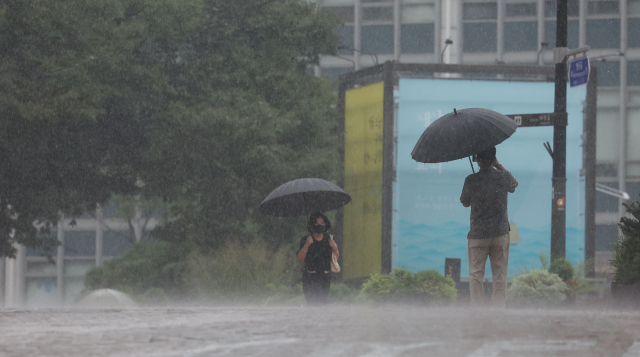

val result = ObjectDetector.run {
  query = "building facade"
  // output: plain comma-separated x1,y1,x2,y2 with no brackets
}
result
319,0,640,272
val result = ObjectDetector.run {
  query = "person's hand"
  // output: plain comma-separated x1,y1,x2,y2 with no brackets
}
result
493,158,506,171
329,239,338,251
305,236,313,247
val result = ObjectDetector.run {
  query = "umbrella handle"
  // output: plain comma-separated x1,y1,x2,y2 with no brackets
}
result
469,157,475,173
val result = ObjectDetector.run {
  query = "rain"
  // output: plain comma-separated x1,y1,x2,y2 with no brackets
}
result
1,0,639,356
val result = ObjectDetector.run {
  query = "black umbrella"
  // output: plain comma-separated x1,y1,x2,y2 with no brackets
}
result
411,108,517,165
259,178,351,217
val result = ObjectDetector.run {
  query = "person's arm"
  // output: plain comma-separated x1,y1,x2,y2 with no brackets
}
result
329,237,340,260
297,236,313,262
493,158,519,192
460,176,471,207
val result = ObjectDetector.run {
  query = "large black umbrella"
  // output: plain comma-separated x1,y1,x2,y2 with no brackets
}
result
259,178,351,217
411,108,517,164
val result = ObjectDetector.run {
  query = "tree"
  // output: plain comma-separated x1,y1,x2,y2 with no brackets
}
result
0,0,342,257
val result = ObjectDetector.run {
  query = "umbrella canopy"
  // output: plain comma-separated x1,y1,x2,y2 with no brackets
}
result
411,108,517,163
259,178,351,217
76,289,137,308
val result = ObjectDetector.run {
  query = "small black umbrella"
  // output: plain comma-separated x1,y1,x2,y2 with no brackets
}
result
259,178,351,217
411,108,517,165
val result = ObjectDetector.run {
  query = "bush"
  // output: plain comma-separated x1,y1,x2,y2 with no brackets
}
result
506,269,567,307
361,267,457,305
184,240,299,302
611,195,640,284
328,283,361,304
549,258,574,282
84,242,189,297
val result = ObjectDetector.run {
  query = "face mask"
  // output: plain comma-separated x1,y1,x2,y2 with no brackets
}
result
311,225,327,233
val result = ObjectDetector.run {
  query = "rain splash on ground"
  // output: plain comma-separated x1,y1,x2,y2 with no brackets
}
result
1,305,640,356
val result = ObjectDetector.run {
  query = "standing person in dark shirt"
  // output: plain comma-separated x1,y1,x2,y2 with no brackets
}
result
297,212,339,306
460,147,518,307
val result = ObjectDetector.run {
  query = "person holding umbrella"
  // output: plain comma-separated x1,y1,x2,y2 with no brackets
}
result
460,147,518,307
297,212,339,306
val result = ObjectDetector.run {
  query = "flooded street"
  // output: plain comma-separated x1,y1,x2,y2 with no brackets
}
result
1,306,640,357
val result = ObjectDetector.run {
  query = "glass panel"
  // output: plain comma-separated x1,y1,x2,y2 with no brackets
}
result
463,22,497,52
27,261,57,276
595,108,618,161
629,20,640,48
629,61,640,86
630,0,640,15
591,60,620,87
586,19,621,49
25,278,57,307
544,20,579,48
338,25,354,55
544,0,580,17
361,24,394,54
102,231,132,257
587,0,619,14
506,3,537,17
64,259,95,277
595,224,619,250
363,6,394,22
323,0,355,5
627,182,640,202
361,0,394,2
401,23,435,53
324,6,355,23
403,0,434,3
463,3,497,20
64,230,96,257
629,90,640,106
504,21,538,51
596,163,617,176
596,183,620,212
321,67,354,82
628,109,640,161
401,4,436,23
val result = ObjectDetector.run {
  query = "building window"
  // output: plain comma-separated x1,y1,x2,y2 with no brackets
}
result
544,0,579,49
323,5,355,55
361,0,394,54
463,1,498,53
630,0,640,48
629,61,640,87
504,1,538,52
401,0,436,53
595,106,619,162
586,0,620,49
595,224,619,251
591,60,620,87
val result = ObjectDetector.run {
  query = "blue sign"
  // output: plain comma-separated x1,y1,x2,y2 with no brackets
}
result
393,79,587,277
569,57,590,87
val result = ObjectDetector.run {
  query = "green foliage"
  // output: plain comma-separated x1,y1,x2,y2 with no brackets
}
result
361,268,457,305
549,258,574,282
506,269,567,307
84,242,189,296
138,287,170,306
611,195,640,284
0,0,342,257
184,241,299,301
539,250,550,271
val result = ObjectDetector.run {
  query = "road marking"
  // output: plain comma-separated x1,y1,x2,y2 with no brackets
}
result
308,342,442,357
466,339,597,357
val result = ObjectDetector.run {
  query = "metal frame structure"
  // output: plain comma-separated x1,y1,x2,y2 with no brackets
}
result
338,61,597,277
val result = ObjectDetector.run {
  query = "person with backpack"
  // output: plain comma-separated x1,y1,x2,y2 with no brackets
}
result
297,212,339,305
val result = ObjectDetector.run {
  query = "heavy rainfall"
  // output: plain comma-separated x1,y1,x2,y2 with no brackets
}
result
0,0,639,356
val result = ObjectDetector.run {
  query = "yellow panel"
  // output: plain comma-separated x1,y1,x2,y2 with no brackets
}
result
342,82,384,280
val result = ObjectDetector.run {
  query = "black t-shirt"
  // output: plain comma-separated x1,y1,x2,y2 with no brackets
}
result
299,233,332,272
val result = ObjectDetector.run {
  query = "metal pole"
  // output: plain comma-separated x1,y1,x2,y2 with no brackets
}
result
96,206,104,267
551,0,568,261
56,215,65,305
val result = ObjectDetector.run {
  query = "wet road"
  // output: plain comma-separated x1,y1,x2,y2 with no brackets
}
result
1,306,639,357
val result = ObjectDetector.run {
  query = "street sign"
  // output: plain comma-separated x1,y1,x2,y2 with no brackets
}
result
506,113,554,127
569,57,590,87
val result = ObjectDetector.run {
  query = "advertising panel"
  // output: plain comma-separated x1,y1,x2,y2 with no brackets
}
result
343,82,385,280
393,79,587,278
